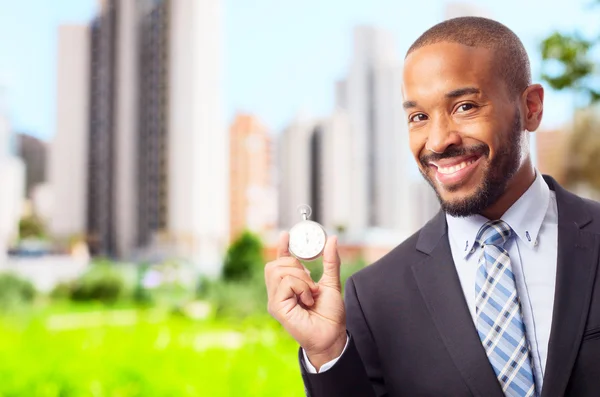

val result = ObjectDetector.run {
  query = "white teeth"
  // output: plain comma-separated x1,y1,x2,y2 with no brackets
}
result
438,159,475,175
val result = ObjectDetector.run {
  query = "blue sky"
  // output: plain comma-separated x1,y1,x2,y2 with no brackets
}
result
0,0,597,140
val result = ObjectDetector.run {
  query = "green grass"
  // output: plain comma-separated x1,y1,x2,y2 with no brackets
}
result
0,305,305,397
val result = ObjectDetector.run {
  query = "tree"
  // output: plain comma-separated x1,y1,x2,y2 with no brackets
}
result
222,231,264,281
540,1,600,106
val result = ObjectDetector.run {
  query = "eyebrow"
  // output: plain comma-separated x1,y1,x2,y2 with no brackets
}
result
446,87,481,98
402,87,481,110
403,100,418,109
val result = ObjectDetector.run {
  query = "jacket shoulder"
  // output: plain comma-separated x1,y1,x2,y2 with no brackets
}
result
349,228,427,285
580,196,600,233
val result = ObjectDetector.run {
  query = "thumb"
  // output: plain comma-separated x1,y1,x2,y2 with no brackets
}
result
319,236,341,289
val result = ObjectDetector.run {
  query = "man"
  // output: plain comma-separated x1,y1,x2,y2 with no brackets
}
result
265,17,600,397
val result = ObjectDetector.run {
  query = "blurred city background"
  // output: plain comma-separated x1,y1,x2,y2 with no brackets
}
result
0,0,598,395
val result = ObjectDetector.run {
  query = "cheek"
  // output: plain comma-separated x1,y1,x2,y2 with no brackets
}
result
460,111,511,154
409,135,425,163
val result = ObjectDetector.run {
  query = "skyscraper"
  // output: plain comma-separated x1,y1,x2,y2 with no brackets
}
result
16,133,47,198
114,0,141,260
164,0,228,275
337,26,412,233
313,111,354,234
137,0,169,250
99,0,226,271
87,1,117,257
49,24,90,242
50,0,227,273
278,115,314,229
229,114,276,241
278,111,354,234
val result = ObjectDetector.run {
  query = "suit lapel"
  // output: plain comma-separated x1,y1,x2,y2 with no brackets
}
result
541,176,599,397
412,211,504,397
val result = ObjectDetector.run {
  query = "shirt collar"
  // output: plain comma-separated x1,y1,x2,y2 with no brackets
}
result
446,171,550,258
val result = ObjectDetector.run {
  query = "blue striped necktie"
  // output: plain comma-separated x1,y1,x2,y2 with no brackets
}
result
474,220,537,397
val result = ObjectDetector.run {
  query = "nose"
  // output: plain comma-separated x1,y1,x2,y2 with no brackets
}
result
426,115,462,153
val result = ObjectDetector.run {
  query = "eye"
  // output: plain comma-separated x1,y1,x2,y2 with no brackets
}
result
456,103,477,113
409,113,428,123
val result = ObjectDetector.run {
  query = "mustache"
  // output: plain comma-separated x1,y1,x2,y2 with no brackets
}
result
419,144,489,167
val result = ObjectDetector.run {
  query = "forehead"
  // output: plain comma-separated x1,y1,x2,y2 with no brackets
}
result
402,42,504,102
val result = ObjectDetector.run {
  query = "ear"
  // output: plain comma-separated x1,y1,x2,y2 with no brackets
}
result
522,84,544,132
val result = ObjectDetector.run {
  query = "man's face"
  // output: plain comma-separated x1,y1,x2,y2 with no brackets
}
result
402,42,526,217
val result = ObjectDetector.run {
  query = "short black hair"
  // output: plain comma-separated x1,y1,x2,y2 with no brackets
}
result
406,17,531,97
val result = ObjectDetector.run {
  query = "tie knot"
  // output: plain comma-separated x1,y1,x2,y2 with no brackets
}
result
475,220,512,248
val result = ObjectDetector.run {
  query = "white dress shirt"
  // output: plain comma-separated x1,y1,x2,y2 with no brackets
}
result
305,171,558,393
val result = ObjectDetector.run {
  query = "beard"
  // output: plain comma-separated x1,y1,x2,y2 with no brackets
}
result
419,109,522,217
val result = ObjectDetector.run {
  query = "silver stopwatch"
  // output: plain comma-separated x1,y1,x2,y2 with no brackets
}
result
288,205,327,261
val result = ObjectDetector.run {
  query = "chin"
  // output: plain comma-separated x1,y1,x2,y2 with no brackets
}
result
433,181,491,218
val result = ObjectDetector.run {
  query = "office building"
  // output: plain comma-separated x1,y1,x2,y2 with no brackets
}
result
278,111,354,234
16,133,48,199
336,26,412,232
229,114,276,241
163,0,228,275
74,0,227,273
87,1,117,256
49,24,90,242
278,115,314,229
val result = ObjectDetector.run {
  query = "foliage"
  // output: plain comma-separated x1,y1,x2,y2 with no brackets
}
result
222,230,265,282
0,308,305,397
135,261,198,308
539,2,600,106
199,279,267,319
200,254,368,320
69,262,127,304
18,215,47,240
0,273,36,311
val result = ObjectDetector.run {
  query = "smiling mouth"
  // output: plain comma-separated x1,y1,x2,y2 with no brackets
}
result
433,156,479,175
425,153,484,186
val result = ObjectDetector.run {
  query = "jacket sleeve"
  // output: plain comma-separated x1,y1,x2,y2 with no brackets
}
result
299,276,387,397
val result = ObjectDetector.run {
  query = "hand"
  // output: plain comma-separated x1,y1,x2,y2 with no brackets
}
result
265,232,347,370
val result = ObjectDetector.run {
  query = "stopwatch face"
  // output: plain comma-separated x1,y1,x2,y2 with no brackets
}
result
288,220,327,261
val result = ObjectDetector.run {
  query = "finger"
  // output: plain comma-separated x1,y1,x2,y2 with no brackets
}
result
277,231,292,259
319,235,341,289
274,275,315,307
265,258,318,296
266,266,319,297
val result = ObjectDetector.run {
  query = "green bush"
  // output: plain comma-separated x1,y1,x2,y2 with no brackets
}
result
18,215,47,240
199,256,367,320
0,272,36,311
50,281,72,301
222,231,264,282
200,278,267,319
70,263,126,304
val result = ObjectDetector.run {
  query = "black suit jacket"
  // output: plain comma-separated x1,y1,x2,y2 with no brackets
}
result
300,176,600,396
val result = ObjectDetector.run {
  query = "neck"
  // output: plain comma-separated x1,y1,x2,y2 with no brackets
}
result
480,158,536,220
